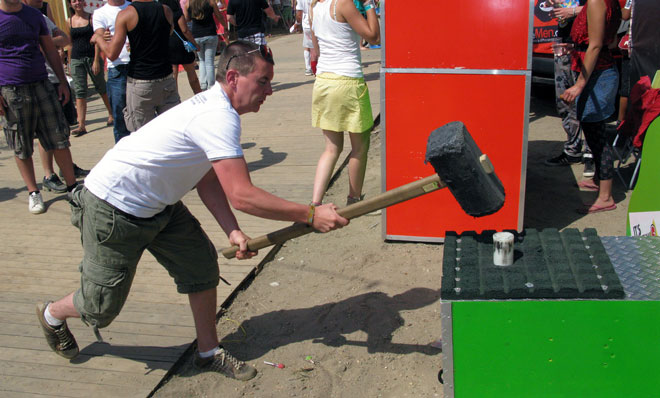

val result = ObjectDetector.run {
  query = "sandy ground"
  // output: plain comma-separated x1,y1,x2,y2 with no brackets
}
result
152,80,634,398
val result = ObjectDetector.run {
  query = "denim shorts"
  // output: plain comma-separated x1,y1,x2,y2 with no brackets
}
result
577,67,619,123
70,187,219,328
1,80,70,159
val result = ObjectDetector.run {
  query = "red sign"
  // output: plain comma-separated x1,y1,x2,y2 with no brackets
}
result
533,0,559,54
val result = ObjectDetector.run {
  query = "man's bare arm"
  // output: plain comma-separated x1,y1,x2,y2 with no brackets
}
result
264,6,280,22
91,7,135,60
212,157,348,232
197,168,256,259
39,34,70,104
196,168,241,236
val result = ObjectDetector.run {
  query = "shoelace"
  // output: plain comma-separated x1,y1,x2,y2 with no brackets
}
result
209,349,245,372
54,326,75,349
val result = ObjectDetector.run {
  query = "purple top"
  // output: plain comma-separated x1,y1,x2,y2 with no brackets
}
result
0,5,48,86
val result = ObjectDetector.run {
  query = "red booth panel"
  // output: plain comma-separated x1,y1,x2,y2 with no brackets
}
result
384,0,530,70
384,73,527,238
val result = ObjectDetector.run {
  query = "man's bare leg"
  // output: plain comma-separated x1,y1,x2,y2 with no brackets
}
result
188,288,219,352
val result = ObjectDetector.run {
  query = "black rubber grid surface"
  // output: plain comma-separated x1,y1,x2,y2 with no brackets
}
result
441,228,625,300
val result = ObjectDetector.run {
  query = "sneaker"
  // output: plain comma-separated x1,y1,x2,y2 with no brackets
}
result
28,192,45,214
36,302,79,359
346,194,365,206
583,156,595,178
305,69,313,76
59,163,90,179
73,164,90,178
193,346,257,381
42,174,67,193
544,152,582,166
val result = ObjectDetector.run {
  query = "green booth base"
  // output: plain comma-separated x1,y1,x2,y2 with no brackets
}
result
441,300,660,398
440,234,660,398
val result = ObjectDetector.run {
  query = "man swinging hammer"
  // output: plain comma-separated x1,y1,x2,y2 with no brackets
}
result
36,41,348,381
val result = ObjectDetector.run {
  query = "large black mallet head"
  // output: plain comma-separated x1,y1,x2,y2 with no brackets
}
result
425,121,505,217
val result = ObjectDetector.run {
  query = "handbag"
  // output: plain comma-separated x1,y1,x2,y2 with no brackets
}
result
174,30,197,52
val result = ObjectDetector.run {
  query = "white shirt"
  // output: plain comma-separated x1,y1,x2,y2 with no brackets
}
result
295,0,311,29
92,2,131,67
85,84,243,218
312,0,362,78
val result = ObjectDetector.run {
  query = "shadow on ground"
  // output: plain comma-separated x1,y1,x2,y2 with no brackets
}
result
246,146,287,172
75,342,190,374
272,79,314,92
0,186,26,203
524,139,629,230
211,287,441,364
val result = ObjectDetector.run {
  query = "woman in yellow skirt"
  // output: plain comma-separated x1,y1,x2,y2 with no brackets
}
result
309,0,379,206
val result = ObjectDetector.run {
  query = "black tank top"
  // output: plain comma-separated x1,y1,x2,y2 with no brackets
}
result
127,1,172,79
70,18,95,59
190,3,216,38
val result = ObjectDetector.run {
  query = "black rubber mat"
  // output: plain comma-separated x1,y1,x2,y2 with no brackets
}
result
441,228,625,300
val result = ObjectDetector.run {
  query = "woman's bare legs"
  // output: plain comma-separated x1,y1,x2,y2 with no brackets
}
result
182,62,202,94
594,178,614,207
75,98,87,131
172,65,180,94
347,131,370,200
312,130,344,204
100,93,113,125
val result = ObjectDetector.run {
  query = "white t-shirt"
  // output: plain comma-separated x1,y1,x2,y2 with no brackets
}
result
85,84,243,218
312,0,362,78
295,0,311,29
92,2,131,68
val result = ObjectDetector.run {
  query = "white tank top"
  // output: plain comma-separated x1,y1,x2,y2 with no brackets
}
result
311,0,362,78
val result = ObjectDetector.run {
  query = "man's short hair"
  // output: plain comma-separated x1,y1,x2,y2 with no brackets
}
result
216,40,275,82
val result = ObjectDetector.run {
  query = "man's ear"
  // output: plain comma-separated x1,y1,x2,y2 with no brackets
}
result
225,69,239,88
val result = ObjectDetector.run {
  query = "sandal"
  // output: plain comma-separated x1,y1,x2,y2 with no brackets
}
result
71,127,87,137
576,179,599,191
577,202,616,214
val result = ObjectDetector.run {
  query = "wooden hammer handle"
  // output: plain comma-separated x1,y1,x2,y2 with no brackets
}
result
221,174,446,259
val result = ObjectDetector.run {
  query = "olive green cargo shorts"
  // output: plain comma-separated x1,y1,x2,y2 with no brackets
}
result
70,187,219,328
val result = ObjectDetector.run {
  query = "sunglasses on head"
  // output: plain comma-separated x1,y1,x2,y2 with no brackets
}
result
224,45,273,71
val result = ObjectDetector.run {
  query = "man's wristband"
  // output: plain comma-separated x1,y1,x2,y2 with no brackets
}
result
306,204,315,226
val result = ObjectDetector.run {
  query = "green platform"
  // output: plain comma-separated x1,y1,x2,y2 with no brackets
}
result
446,301,660,397
441,232,660,398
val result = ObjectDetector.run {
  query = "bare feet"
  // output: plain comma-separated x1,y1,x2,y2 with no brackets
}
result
577,179,599,191
578,199,616,214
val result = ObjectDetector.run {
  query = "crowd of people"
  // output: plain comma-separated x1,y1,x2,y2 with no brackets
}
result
0,0,380,384
545,0,659,214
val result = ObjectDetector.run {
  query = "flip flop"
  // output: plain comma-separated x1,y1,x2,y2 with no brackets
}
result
578,202,616,214
576,180,599,191
71,127,87,137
